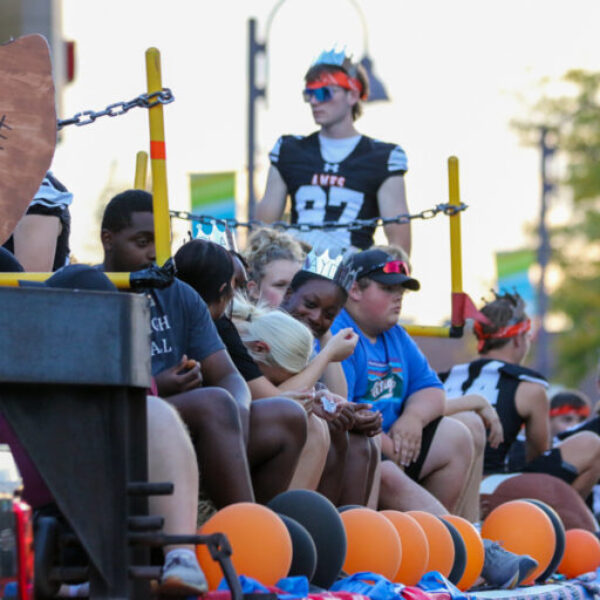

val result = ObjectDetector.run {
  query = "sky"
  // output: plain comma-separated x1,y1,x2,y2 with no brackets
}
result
52,0,600,324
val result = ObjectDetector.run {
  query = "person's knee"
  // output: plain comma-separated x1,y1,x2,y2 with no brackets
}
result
179,387,241,429
147,394,187,436
348,432,371,463
560,431,600,468
451,411,486,455
328,427,349,454
252,397,308,445
437,417,474,466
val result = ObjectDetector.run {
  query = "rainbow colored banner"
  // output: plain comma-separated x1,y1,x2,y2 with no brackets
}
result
495,249,537,316
189,171,236,237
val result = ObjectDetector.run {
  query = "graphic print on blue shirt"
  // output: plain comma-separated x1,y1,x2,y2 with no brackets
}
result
362,347,406,432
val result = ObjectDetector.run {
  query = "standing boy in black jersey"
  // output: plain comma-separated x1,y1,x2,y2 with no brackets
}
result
256,50,410,253
441,292,600,502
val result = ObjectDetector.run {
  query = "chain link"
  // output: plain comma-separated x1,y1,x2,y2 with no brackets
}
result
169,202,467,231
57,89,174,130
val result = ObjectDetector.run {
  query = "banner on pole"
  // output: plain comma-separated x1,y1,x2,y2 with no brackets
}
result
495,249,537,316
189,171,236,238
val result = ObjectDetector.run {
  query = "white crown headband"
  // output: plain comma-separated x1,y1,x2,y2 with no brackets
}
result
303,247,358,293
194,219,238,253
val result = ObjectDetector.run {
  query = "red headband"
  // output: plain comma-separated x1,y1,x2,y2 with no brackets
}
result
473,318,531,352
306,71,367,100
549,405,590,418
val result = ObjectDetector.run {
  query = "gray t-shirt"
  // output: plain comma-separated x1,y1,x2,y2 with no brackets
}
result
147,278,224,375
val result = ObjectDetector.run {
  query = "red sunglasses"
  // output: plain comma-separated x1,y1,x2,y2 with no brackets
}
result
369,260,411,276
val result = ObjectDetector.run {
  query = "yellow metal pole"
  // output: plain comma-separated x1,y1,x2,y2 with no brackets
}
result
404,325,451,338
448,156,463,294
0,272,134,289
134,150,148,190
145,47,171,266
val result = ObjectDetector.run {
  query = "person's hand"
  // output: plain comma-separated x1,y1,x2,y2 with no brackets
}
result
313,387,354,431
153,354,202,397
478,404,504,449
322,328,359,362
281,389,315,415
389,413,423,467
351,403,383,437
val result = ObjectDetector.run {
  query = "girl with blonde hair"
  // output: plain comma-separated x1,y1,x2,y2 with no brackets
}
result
232,295,349,491
244,228,307,308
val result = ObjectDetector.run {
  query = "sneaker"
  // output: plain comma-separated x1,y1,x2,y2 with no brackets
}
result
160,550,208,596
481,539,537,589
516,555,539,587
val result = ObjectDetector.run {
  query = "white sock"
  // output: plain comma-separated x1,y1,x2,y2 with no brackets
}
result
165,548,198,564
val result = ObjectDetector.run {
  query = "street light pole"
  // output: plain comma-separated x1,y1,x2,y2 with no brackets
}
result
247,18,266,221
535,126,555,376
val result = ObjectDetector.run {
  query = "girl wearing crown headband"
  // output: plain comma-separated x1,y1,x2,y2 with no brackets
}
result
441,291,600,505
256,48,411,253
281,256,386,506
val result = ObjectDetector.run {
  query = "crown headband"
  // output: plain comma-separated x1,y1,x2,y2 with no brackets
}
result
303,247,358,293
194,218,238,252
310,48,366,100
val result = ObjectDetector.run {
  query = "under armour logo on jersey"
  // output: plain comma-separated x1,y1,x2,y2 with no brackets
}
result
323,162,339,173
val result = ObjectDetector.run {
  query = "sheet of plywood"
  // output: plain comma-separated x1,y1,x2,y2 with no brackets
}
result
0,34,56,245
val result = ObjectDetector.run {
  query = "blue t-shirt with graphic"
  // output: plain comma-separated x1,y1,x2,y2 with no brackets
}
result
331,309,443,432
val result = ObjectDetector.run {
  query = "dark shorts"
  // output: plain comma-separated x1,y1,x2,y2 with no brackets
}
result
522,447,579,485
404,416,443,482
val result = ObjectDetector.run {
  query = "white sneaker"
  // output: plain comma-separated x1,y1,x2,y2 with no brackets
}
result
160,550,208,596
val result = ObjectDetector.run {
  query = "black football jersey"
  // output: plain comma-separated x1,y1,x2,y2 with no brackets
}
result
270,132,407,250
440,359,548,474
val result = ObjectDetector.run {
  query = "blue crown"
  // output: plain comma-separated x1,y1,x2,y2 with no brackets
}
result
313,48,348,67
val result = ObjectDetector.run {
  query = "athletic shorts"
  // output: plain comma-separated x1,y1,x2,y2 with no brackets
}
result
522,447,578,485
404,416,443,482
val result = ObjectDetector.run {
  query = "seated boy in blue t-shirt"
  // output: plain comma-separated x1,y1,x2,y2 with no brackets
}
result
331,248,481,515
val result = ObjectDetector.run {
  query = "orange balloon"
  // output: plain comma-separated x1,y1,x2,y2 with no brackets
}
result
340,508,402,580
406,511,455,578
196,503,292,589
557,529,600,578
481,500,555,584
442,515,485,591
381,510,429,585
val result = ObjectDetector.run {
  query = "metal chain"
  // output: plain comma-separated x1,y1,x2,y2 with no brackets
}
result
57,89,174,130
169,202,468,232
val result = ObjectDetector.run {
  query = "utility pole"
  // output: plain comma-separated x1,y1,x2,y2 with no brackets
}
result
535,126,555,376
247,18,265,221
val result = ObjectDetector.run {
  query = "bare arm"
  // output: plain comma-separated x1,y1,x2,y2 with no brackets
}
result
378,175,411,255
256,166,288,223
12,214,61,271
445,393,504,448
515,381,551,462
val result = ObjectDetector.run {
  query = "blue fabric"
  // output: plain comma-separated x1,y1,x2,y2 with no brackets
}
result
331,572,402,600
276,576,310,599
217,575,271,593
417,571,470,600
332,310,443,432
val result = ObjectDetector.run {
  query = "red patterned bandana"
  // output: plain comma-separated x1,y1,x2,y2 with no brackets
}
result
473,318,531,352
306,71,366,100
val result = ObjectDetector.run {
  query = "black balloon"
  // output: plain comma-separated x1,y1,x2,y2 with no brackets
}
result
268,490,347,589
441,518,467,585
278,514,318,580
525,498,566,582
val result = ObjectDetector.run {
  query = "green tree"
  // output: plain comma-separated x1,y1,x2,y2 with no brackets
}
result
514,70,600,385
